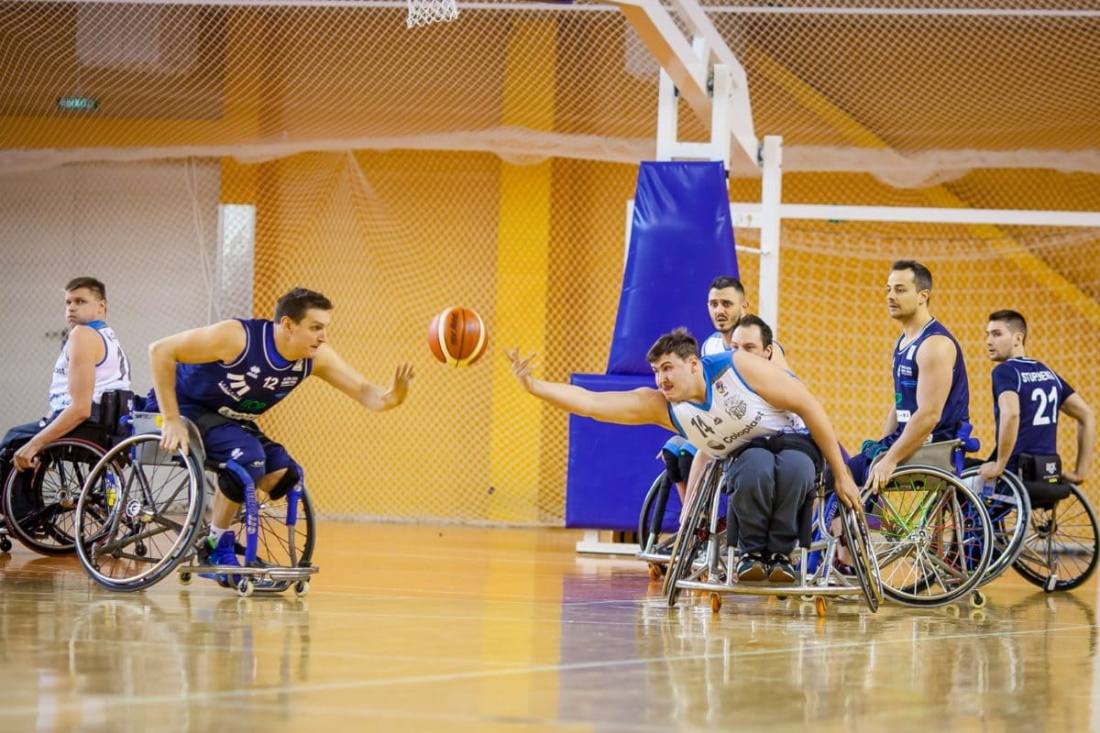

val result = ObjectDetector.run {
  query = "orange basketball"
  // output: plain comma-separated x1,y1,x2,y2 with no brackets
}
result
428,307,488,366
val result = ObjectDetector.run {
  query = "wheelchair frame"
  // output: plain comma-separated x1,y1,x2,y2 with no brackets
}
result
73,414,317,597
663,457,884,617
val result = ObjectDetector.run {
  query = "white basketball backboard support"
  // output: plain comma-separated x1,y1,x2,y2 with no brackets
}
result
595,0,759,170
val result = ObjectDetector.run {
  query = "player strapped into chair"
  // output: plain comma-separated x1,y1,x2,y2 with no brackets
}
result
1,389,134,555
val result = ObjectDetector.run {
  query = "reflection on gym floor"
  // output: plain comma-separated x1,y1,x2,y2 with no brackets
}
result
0,523,1097,731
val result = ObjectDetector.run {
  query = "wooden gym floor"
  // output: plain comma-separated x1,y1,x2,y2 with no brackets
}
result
0,522,1096,732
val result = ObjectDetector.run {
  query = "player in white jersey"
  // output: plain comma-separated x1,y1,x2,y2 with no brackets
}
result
664,280,794,507
1,277,131,483
508,328,859,583
701,275,792,370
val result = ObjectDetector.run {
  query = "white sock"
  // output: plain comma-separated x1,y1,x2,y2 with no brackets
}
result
209,526,228,542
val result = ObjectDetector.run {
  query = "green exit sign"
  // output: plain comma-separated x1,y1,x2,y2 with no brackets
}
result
57,96,98,111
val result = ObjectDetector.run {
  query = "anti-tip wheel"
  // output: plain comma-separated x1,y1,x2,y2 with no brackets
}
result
970,590,987,608
710,592,722,613
0,538,11,553
237,578,255,598
648,563,665,582
294,580,310,597
815,597,827,617
179,572,193,586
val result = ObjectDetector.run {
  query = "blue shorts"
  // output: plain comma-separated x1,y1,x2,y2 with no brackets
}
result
198,418,298,502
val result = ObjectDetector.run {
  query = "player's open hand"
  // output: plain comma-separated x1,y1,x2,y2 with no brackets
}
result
506,348,537,392
390,362,415,405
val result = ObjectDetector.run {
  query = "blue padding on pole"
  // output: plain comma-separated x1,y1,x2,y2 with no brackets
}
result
607,161,738,375
565,373,672,530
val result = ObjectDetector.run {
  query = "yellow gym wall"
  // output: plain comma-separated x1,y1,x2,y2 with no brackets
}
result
4,3,1098,521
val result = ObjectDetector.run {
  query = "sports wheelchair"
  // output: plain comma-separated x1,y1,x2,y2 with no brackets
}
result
73,411,317,597
961,459,1098,592
864,439,994,607
1,390,133,556
663,455,883,617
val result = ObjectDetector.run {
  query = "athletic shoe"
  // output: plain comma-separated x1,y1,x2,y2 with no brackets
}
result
199,531,241,587
767,553,796,584
736,552,767,582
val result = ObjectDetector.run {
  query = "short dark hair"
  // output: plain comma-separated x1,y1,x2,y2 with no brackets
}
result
646,328,698,363
891,260,933,292
709,276,745,296
274,288,333,323
989,309,1027,344
65,277,106,301
734,314,773,349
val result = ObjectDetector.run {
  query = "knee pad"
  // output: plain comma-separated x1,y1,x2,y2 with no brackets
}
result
677,452,694,485
268,464,300,501
661,448,682,483
216,470,246,503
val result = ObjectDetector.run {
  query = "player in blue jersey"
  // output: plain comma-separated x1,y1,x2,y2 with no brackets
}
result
853,260,971,491
1,277,131,484
147,287,414,577
979,310,1093,485
508,329,860,582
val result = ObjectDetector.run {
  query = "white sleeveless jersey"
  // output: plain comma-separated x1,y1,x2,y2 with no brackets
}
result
700,330,730,356
668,353,807,459
700,330,787,359
48,320,131,416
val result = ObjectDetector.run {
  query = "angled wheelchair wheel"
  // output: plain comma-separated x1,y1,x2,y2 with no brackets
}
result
1013,484,1099,592
638,471,680,561
75,433,206,592
864,467,992,607
839,503,883,613
3,438,110,556
226,487,316,591
665,461,722,606
960,467,1031,584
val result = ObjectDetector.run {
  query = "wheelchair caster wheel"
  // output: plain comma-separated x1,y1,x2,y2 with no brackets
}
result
648,563,665,582
1044,575,1058,593
709,592,722,613
970,590,986,608
134,541,147,558
294,581,310,597
815,597,827,618
0,538,10,553
237,578,254,598
179,572,193,586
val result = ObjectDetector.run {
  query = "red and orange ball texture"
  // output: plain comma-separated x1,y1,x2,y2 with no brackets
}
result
428,307,488,366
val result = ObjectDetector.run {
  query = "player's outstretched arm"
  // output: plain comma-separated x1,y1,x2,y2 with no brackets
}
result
506,348,671,429
312,344,414,412
1061,393,1095,484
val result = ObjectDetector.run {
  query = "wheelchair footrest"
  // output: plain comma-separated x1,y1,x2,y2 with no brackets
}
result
675,578,862,598
176,563,319,582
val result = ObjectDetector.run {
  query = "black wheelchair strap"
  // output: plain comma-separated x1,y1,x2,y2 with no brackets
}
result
735,432,823,474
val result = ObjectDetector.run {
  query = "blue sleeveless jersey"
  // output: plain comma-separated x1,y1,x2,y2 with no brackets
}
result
888,318,969,444
172,319,312,421
991,358,1074,473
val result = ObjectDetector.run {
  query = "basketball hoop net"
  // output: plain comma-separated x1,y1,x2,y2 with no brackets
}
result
407,0,458,28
